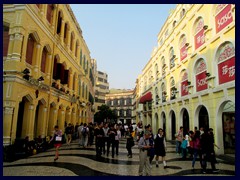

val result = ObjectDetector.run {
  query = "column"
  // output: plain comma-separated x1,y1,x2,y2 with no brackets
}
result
6,34,14,61
11,33,23,61
32,44,41,78
3,107,14,146
60,19,65,44
27,104,35,140
45,54,52,84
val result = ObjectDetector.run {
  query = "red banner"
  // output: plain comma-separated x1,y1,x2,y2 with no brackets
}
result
218,57,235,84
215,4,233,33
194,29,205,50
196,71,208,92
181,80,189,96
180,46,187,61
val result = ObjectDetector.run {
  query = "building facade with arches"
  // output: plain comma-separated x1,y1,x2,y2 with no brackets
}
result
3,4,95,146
137,4,235,154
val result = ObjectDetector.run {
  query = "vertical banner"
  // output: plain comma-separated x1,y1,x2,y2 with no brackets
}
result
215,4,233,33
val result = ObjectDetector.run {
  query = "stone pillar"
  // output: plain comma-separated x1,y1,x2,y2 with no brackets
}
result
60,19,65,44
68,73,73,90
39,107,48,138
27,104,35,140
32,44,41,78
6,34,15,61
58,109,65,132
3,107,14,146
45,54,52,84
11,33,23,61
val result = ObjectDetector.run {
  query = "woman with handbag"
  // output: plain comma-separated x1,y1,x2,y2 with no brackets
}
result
49,125,63,161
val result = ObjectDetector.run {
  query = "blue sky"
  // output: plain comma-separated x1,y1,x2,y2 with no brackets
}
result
70,4,176,89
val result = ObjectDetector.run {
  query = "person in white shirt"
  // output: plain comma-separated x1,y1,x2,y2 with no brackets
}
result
115,125,121,155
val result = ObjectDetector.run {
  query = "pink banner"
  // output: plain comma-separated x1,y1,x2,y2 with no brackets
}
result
180,46,187,61
181,80,189,96
196,71,208,92
215,4,233,33
218,57,235,84
194,28,205,50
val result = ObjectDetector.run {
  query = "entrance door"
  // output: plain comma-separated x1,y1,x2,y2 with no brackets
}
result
171,111,176,140
199,106,209,131
182,109,189,135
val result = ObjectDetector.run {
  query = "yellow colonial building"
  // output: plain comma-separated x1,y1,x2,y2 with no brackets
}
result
137,4,235,154
3,4,95,145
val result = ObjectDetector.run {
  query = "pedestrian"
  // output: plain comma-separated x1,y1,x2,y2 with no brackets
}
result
108,124,117,158
200,128,219,173
175,126,183,155
94,122,104,157
65,123,73,146
138,130,152,176
115,125,121,156
148,126,155,166
191,130,201,171
181,135,188,160
78,123,83,146
102,123,110,155
154,128,167,168
81,123,89,148
49,125,63,161
126,127,134,158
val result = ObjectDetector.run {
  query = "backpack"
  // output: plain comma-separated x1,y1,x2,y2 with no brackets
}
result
82,127,87,137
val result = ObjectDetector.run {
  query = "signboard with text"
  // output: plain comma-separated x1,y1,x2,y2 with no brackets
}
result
215,4,233,33
196,71,208,91
181,80,189,96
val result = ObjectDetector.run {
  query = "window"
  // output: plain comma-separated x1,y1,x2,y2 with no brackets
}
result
194,17,205,50
180,9,186,19
64,23,68,44
169,47,175,69
216,42,235,84
56,11,62,34
170,78,176,100
3,25,10,57
195,59,208,92
46,4,54,24
215,4,233,33
70,32,74,51
26,34,35,65
180,34,188,61
41,47,47,73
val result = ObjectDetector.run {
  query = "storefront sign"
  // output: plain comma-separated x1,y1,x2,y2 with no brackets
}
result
218,57,235,84
215,4,233,33
194,18,205,50
180,36,187,61
217,42,235,84
196,71,208,91
181,80,189,96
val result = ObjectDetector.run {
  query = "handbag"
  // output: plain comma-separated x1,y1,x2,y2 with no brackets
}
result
55,136,62,142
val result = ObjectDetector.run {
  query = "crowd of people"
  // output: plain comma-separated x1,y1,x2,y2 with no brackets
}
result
175,126,220,174
47,121,220,175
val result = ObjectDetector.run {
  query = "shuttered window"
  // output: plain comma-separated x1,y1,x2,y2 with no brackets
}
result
26,34,34,65
3,26,10,57
60,64,65,84
70,32,74,51
53,57,57,80
41,47,47,73
57,11,62,34
46,4,54,24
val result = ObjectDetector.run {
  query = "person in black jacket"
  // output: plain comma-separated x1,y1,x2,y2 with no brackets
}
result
94,122,104,157
200,128,219,173
126,126,134,158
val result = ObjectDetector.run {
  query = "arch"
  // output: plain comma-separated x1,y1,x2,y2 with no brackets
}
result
180,107,190,135
169,110,176,140
216,96,235,154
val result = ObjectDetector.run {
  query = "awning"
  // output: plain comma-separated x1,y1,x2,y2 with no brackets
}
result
139,92,152,103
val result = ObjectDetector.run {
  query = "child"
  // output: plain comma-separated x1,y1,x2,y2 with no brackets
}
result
181,135,188,160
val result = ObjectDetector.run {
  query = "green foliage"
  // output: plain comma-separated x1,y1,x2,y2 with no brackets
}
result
94,104,117,123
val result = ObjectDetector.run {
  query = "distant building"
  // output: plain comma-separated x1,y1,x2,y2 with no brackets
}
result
106,89,135,125
95,71,109,112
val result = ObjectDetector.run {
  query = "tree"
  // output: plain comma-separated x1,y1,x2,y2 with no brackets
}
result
94,104,117,123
